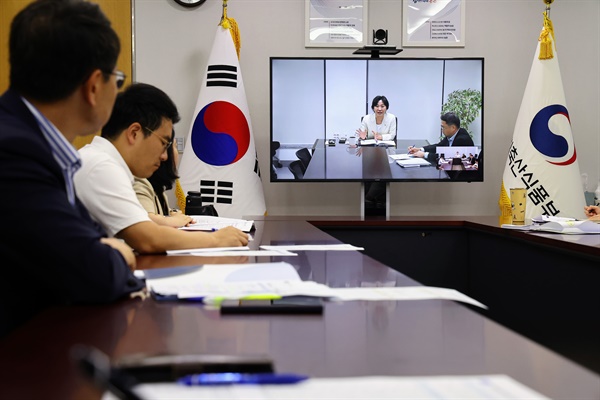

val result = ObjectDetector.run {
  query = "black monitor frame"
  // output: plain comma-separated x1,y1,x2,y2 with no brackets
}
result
270,57,484,183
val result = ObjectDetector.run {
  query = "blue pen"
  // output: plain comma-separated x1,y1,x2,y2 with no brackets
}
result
211,228,219,232
178,372,309,386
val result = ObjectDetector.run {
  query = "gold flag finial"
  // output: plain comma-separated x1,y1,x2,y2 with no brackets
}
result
219,0,241,59
538,4,555,60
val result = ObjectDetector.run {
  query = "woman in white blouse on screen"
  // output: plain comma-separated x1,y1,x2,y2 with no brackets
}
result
356,95,397,142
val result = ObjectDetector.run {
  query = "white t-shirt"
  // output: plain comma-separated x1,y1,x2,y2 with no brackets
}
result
74,136,150,237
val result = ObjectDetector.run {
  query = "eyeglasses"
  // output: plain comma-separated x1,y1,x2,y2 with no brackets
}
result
103,70,126,89
145,127,173,151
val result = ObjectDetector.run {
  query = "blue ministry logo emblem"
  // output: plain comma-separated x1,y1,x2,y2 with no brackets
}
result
529,104,576,166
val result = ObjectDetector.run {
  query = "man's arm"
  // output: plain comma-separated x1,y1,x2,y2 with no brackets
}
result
147,212,193,228
101,238,136,270
0,130,144,305
116,221,248,254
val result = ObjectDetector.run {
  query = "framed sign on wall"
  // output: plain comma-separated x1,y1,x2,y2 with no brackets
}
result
305,0,368,48
402,0,465,47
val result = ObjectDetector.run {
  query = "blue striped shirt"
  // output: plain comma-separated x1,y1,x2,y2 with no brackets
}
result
21,97,82,206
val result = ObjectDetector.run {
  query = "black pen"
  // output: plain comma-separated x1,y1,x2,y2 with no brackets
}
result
71,345,143,400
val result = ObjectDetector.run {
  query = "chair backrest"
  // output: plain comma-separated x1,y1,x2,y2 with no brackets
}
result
394,116,398,146
271,141,280,157
288,160,305,179
295,148,312,171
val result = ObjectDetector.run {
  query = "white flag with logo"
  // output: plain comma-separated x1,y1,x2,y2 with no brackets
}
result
499,12,585,220
178,26,266,219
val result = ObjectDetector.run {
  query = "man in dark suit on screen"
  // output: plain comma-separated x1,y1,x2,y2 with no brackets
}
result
408,112,474,162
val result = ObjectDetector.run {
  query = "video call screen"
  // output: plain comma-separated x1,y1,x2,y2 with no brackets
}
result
270,57,484,182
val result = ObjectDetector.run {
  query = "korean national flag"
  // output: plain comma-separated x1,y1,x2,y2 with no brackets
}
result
178,26,266,219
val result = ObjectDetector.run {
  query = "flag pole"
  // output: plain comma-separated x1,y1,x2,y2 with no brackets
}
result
177,0,266,218
498,0,586,221
176,0,238,213
544,0,553,17
219,0,241,59
220,0,228,26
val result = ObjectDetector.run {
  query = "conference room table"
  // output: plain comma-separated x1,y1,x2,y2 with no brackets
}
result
0,216,598,399
303,139,450,180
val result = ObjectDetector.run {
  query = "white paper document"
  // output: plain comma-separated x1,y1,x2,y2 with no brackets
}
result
388,153,413,160
396,158,431,168
180,215,254,232
112,375,549,400
171,250,296,257
260,244,364,251
166,246,250,255
330,286,487,309
167,247,295,257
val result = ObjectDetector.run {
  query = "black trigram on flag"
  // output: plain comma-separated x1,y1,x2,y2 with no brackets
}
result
206,64,237,88
200,180,233,204
254,153,261,178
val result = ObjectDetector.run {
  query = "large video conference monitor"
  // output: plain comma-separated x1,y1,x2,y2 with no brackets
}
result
270,57,484,182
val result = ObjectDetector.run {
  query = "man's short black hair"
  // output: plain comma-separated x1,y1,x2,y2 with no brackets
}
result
102,83,181,140
9,0,120,103
441,112,461,128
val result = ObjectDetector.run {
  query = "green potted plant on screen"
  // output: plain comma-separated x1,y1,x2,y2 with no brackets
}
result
441,89,482,137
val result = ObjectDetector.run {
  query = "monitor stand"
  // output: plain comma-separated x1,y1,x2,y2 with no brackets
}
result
361,182,390,219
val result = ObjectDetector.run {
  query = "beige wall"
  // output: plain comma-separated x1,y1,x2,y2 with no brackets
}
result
4,1,598,216
133,0,599,217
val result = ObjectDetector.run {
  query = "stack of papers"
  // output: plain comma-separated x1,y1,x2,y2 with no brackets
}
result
180,216,254,232
144,262,486,308
146,262,305,299
359,139,396,146
502,219,600,234
396,158,431,168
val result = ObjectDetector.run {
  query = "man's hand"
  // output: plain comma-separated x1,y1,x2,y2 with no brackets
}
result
101,237,136,270
165,213,194,228
212,226,249,247
584,205,600,221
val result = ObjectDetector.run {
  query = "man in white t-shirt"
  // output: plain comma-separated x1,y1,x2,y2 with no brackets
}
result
74,83,248,253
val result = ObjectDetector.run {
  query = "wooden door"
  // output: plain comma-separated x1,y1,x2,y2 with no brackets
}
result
0,0,132,149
